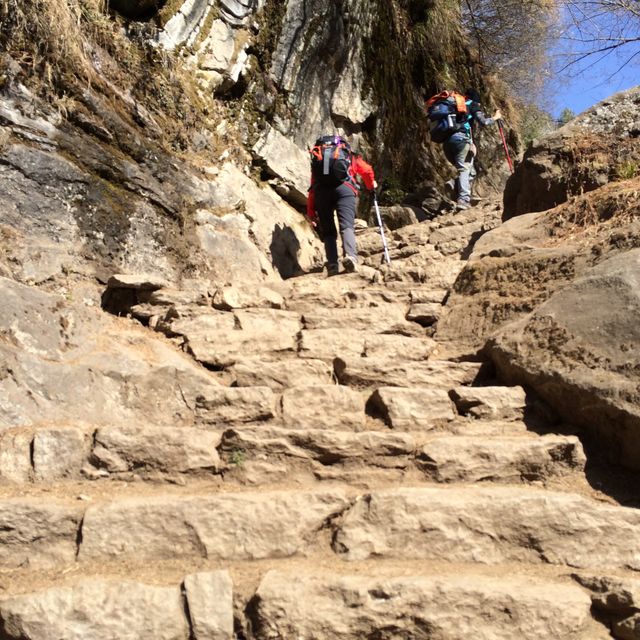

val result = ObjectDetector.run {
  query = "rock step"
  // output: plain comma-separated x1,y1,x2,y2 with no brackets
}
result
252,570,604,640
334,356,488,389
335,486,640,571
3,415,575,485
0,566,612,640
5,486,639,573
222,427,585,485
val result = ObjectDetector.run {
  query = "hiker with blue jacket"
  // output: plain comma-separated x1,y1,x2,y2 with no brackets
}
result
306,135,377,276
426,88,502,210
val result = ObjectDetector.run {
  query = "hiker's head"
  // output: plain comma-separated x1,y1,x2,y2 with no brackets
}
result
464,88,481,103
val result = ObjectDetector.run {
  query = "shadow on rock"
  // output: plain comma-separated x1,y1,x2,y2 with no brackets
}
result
270,223,303,279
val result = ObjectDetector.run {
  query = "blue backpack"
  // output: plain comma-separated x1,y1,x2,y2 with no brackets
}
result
426,91,470,143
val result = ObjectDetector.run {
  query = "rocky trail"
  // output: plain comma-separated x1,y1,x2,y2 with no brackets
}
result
1,201,638,640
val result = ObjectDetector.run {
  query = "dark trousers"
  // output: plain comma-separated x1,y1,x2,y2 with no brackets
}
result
314,183,358,265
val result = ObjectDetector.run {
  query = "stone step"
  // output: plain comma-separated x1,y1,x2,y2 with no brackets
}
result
187,328,298,368
220,425,416,476
301,306,410,332
335,356,486,389
226,356,334,388
0,565,612,640
252,570,603,640
418,434,586,482
10,481,632,573
0,489,350,569
77,489,347,566
285,278,391,312
334,486,640,571
221,427,585,487
0,571,233,640
4,421,581,487
280,385,366,430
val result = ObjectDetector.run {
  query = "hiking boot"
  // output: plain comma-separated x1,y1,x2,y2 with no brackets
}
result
342,255,358,273
456,200,471,211
327,263,340,277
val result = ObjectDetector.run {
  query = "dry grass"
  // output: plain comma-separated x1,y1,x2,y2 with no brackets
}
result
566,133,640,182
0,0,111,89
545,176,640,244
0,0,218,155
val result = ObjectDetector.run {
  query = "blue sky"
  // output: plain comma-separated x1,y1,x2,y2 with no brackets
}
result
551,58,638,118
548,7,639,118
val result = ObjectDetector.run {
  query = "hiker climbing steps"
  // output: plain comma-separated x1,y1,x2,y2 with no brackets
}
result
0,202,635,638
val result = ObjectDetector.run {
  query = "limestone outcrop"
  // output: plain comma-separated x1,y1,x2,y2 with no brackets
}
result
504,86,640,218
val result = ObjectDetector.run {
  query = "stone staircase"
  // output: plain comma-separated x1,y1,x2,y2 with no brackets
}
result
1,204,638,639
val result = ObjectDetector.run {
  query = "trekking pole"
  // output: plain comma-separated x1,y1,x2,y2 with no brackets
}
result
372,192,391,265
497,119,514,174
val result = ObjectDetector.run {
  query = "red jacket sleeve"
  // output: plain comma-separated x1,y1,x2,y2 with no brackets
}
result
306,175,316,220
352,156,376,191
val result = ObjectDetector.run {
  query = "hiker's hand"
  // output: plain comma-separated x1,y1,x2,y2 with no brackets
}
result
372,180,378,190
493,109,502,121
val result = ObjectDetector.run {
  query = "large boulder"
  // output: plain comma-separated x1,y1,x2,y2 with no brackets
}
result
485,249,640,468
504,86,640,219
0,277,222,428
437,178,640,351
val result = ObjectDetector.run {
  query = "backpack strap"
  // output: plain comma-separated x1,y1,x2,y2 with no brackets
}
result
453,93,468,114
323,146,332,176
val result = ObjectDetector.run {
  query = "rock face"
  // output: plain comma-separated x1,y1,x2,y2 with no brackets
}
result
486,249,640,467
0,200,631,638
503,86,640,219
438,173,640,469
0,277,222,428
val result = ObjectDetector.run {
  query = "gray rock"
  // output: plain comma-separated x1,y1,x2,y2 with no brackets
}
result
504,86,640,218
184,571,233,640
281,385,365,431
158,0,215,50
252,570,594,640
0,499,82,568
0,278,223,429
33,428,89,481
0,579,189,639
335,486,640,570
252,126,309,207
79,490,349,562
486,249,640,468
92,425,221,474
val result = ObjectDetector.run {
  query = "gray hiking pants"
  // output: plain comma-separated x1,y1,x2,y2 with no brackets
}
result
314,183,358,265
443,133,476,204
